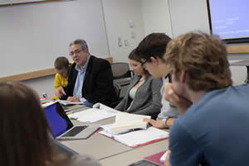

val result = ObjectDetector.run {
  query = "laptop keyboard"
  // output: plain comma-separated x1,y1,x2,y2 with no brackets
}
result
62,126,87,137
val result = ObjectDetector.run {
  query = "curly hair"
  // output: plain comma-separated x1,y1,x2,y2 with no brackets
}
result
164,32,232,91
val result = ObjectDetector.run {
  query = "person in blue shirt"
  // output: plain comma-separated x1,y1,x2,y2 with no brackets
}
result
164,32,249,166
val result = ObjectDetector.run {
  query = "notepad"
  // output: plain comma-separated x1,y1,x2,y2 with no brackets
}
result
99,127,169,148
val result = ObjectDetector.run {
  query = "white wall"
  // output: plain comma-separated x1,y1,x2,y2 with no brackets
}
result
0,0,109,77
141,0,173,37
102,0,145,63
23,75,55,98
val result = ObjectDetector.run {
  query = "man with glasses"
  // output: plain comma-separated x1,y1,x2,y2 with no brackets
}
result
55,39,117,107
136,33,191,128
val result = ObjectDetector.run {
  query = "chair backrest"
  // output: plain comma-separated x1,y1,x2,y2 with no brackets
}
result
113,81,121,98
109,81,122,108
111,62,132,79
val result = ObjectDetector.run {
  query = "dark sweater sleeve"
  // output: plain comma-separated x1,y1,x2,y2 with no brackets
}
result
84,59,117,106
134,78,162,116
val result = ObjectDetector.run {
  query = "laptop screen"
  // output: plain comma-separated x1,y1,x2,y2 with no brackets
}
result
44,102,73,137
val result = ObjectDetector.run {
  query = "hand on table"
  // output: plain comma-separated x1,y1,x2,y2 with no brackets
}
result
67,96,80,102
143,119,165,129
55,86,66,98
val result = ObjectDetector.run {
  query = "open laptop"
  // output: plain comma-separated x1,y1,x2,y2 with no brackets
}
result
44,102,99,140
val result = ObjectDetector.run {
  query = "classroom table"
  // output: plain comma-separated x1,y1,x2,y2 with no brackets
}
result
59,105,169,165
99,138,168,166
60,132,132,160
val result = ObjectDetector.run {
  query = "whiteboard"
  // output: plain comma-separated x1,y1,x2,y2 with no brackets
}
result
0,0,109,77
0,0,48,5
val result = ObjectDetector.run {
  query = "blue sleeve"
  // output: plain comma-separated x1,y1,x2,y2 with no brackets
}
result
169,120,202,166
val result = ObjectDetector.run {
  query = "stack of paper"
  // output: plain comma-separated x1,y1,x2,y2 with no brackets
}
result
58,100,83,105
68,103,119,123
99,127,169,148
41,101,55,108
101,112,150,134
93,103,119,112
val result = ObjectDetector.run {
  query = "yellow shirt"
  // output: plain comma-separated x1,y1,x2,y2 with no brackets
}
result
53,73,69,100
53,62,73,100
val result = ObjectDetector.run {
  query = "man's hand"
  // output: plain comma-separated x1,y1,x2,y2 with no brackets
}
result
164,83,192,114
143,119,165,129
55,87,66,98
67,96,80,102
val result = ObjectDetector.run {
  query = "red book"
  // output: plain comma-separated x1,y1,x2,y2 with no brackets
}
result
144,150,166,166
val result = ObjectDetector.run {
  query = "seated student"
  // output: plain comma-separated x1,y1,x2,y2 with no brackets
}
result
55,39,118,107
164,32,249,166
115,49,162,119
0,81,100,166
135,33,190,128
53,56,73,100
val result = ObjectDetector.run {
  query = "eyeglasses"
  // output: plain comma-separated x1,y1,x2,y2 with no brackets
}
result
69,49,83,56
141,59,149,68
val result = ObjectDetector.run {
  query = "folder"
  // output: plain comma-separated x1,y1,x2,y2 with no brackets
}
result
144,150,167,166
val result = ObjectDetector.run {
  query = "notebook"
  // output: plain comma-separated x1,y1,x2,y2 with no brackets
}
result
144,150,166,166
44,102,99,140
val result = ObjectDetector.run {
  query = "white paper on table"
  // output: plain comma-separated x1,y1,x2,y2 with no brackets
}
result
41,101,55,108
99,126,169,147
68,103,119,123
58,100,83,105
92,103,119,113
100,112,150,134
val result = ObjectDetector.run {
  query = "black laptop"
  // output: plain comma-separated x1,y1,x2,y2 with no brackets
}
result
44,102,99,140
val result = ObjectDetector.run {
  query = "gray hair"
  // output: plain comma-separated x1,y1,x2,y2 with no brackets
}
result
69,39,88,51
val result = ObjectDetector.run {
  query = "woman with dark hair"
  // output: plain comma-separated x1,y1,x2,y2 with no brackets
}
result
0,81,99,166
115,49,162,119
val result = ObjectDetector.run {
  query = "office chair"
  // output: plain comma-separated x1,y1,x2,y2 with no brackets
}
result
111,62,133,86
113,81,121,98
109,82,121,108
111,62,133,99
